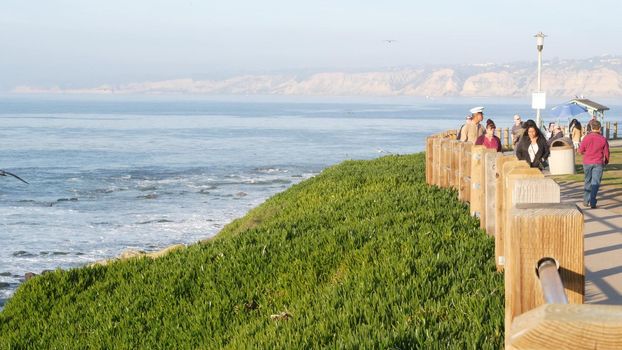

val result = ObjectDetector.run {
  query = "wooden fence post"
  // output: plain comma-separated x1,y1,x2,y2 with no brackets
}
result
505,203,584,349
449,140,460,189
440,138,451,188
500,167,544,268
495,160,529,269
425,136,435,185
503,128,510,149
470,147,496,225
614,122,618,139
458,142,473,202
606,121,611,139
452,141,463,190
469,145,485,217
432,137,441,187
510,304,622,349
511,178,560,204
477,148,496,229
484,151,501,236
494,156,518,263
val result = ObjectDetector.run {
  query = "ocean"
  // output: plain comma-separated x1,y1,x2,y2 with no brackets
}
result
0,96,613,307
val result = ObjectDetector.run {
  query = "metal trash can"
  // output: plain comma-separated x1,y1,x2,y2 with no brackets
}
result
548,138,575,175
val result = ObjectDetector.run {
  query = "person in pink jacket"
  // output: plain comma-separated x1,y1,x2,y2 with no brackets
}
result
475,119,502,152
578,120,610,208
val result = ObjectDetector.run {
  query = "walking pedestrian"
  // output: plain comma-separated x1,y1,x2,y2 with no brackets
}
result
515,121,549,169
578,120,610,208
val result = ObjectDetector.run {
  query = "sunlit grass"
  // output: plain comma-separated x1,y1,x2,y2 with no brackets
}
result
0,154,503,349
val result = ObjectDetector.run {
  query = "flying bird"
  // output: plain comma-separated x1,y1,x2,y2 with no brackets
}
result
384,40,397,44
1,169,29,184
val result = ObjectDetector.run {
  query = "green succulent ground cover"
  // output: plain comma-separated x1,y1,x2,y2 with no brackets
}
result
0,154,504,349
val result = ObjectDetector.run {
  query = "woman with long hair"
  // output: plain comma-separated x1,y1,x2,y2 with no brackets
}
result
569,118,582,149
515,120,550,169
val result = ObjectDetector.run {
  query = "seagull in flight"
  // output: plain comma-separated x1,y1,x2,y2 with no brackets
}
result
384,40,397,44
1,169,29,184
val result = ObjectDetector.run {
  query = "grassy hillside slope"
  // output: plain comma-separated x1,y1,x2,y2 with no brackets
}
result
0,154,503,348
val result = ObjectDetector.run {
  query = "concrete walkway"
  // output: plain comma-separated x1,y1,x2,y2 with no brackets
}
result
558,180,622,304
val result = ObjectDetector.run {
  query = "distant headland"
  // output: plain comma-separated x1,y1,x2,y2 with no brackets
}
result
12,55,622,98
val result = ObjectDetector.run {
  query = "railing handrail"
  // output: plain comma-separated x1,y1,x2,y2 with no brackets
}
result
536,257,568,304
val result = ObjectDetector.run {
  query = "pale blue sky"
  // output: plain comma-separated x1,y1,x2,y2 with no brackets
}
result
1,0,620,89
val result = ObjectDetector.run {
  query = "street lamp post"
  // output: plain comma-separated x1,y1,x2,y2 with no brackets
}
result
535,32,546,129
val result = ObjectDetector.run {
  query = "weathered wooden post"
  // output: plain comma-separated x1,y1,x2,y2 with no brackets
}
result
471,148,495,228
614,122,618,139
495,160,528,269
504,203,584,348
432,137,442,187
494,155,518,252
425,136,435,185
479,148,497,230
469,145,485,217
503,128,510,149
499,167,544,268
458,142,473,202
448,140,460,189
484,151,501,236
452,140,463,190
440,138,451,188
606,121,611,139
512,178,560,204
510,304,622,349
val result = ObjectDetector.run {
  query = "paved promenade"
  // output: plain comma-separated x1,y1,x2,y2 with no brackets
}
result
558,179,622,304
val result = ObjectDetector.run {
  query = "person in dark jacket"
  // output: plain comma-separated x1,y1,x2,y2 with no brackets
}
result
515,122,550,169
514,119,536,153
475,119,502,152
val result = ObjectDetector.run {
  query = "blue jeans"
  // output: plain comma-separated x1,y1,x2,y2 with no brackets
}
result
583,164,604,207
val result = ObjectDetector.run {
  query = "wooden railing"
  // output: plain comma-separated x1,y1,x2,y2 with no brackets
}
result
425,131,622,349
579,121,620,140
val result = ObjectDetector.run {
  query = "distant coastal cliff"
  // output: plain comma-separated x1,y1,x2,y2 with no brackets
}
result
13,55,622,98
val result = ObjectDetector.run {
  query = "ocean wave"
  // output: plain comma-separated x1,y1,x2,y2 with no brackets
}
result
136,193,158,200
255,167,289,174
38,251,70,256
12,251,37,258
93,187,127,194
137,219,175,225
245,178,292,185
56,197,78,203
